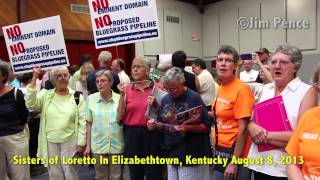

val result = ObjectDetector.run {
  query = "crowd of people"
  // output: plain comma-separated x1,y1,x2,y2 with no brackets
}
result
0,44,319,180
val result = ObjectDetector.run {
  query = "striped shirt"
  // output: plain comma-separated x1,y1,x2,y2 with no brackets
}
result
86,91,124,154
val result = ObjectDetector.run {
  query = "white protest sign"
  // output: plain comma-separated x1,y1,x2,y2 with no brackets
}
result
2,15,69,74
88,0,160,48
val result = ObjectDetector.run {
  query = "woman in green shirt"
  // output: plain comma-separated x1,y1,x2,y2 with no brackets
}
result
26,66,86,180
84,70,124,180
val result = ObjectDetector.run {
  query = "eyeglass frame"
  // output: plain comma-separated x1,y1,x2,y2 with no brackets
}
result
55,73,70,80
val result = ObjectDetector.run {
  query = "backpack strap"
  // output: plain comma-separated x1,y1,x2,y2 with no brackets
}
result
74,91,81,105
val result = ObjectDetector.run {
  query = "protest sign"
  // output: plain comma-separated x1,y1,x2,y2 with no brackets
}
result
88,0,160,48
2,15,69,74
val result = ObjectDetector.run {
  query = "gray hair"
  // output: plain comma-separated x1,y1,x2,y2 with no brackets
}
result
218,45,239,63
0,60,9,84
95,69,113,82
157,63,171,71
51,66,70,84
164,67,185,85
133,57,152,70
98,51,112,63
272,45,302,74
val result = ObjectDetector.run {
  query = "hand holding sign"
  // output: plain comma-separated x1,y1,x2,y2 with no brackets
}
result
28,65,42,89
32,65,42,79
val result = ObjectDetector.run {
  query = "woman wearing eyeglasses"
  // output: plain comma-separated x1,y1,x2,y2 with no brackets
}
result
212,45,255,180
247,45,318,180
84,70,124,180
25,66,86,180
117,57,164,180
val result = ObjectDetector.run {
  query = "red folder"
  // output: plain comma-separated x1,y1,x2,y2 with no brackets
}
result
253,95,292,152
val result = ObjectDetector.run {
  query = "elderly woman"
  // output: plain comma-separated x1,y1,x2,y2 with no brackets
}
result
117,57,163,180
25,66,86,180
84,70,124,180
212,45,255,180
247,45,318,179
147,67,212,180
0,60,29,180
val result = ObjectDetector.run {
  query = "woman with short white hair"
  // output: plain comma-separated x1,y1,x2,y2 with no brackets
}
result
84,69,124,180
25,66,86,180
247,45,318,179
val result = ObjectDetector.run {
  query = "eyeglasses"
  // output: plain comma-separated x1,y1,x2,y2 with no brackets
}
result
96,79,109,84
165,87,178,93
192,65,199,70
270,59,292,66
217,58,234,63
56,74,69,80
132,65,145,70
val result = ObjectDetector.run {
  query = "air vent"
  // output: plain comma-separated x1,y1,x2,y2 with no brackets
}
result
166,15,180,24
70,4,90,14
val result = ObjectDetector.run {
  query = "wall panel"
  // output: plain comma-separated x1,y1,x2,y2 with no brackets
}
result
239,3,260,53
203,12,219,57
287,0,316,50
0,0,18,36
219,8,239,51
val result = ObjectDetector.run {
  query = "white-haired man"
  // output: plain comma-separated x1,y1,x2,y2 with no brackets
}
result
87,51,120,94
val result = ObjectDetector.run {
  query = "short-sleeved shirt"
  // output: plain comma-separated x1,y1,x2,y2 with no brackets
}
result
158,88,212,165
240,69,259,83
197,69,217,106
86,92,124,154
286,107,320,179
123,81,161,126
212,78,254,148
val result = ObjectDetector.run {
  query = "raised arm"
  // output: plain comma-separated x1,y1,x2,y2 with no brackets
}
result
25,66,45,111
253,53,273,83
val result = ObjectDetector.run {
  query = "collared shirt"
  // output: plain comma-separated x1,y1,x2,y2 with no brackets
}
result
248,77,312,177
86,91,124,154
123,81,159,126
240,69,259,83
25,87,86,165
